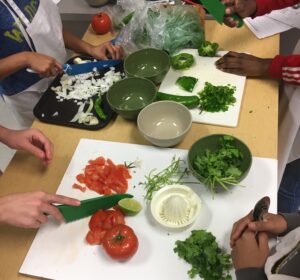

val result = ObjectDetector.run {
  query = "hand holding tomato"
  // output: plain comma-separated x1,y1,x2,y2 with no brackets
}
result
103,224,139,261
91,12,111,35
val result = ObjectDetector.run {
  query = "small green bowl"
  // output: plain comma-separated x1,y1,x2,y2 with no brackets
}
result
107,77,157,120
188,134,252,191
124,48,171,85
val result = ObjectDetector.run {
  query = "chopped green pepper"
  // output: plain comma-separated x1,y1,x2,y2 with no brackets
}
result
94,96,107,120
156,92,199,109
198,41,219,57
171,53,195,70
176,76,198,92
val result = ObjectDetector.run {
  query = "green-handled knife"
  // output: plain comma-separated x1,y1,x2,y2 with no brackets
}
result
56,193,133,223
199,0,244,27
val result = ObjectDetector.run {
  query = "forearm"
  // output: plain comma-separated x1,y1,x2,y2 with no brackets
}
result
236,267,267,280
0,52,31,80
255,0,300,16
280,212,300,234
62,29,93,56
268,54,300,84
0,126,13,147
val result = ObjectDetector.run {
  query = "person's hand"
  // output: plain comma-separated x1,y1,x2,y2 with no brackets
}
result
215,52,272,77
26,52,63,77
231,211,288,247
2,128,54,166
231,230,269,269
0,192,80,228
222,0,257,27
88,41,124,60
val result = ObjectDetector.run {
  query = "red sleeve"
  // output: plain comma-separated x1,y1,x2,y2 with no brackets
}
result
255,0,300,16
269,55,300,84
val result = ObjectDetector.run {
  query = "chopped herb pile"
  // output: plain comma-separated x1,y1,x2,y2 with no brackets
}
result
193,135,243,193
174,230,232,280
198,40,219,57
176,76,198,92
198,82,236,113
171,53,195,70
139,156,189,201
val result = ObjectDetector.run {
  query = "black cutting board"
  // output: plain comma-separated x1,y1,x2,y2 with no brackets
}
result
33,56,123,130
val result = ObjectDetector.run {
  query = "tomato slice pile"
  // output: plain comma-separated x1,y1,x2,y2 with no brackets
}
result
86,209,139,260
86,209,125,245
73,156,131,195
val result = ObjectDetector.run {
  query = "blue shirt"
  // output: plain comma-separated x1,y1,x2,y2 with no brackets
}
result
0,0,41,96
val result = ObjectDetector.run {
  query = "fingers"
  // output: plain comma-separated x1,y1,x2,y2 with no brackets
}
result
105,44,117,60
46,193,81,207
230,211,253,247
42,203,64,223
31,130,54,164
258,232,269,251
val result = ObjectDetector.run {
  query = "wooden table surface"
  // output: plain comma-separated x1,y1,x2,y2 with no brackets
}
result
0,21,279,280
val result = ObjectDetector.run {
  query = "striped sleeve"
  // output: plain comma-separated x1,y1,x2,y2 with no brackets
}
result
255,0,300,16
268,55,300,84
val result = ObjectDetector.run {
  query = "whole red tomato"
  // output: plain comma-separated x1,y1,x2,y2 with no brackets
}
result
91,12,111,34
102,224,138,261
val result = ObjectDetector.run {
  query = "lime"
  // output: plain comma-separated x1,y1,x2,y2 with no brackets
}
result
118,198,142,216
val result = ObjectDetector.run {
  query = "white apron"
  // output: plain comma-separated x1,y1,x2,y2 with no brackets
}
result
265,227,300,280
1,0,66,128
278,39,300,186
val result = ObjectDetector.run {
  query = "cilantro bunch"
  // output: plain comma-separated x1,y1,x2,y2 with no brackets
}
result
198,82,236,113
174,230,232,280
193,135,243,193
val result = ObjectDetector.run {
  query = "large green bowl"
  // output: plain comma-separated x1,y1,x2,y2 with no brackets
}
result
107,77,157,120
124,48,171,85
188,134,252,191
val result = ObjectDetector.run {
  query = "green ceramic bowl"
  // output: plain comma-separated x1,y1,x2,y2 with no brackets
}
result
107,77,157,120
124,48,171,85
188,134,252,190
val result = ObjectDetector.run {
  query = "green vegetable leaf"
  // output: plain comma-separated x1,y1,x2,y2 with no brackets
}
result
139,156,189,201
176,76,198,92
174,230,232,280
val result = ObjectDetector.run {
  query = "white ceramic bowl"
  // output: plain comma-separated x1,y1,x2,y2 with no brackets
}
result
150,184,201,229
137,101,192,147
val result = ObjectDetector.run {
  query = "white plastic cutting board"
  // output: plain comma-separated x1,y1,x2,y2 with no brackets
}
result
20,139,277,280
159,49,246,127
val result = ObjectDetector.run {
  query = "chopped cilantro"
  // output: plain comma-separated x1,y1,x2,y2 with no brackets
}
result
198,82,236,113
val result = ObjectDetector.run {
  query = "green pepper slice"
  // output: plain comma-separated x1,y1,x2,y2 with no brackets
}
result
94,96,107,120
156,92,199,109
176,76,198,92
171,53,195,70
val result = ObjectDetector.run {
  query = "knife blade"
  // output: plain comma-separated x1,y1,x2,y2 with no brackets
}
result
252,196,270,221
63,59,122,76
199,0,243,27
27,59,122,76
56,193,133,223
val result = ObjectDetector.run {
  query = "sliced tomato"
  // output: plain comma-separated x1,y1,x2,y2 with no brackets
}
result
72,183,86,192
86,228,107,245
74,156,131,195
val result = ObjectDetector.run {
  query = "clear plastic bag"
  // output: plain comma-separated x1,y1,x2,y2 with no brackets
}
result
109,2,205,55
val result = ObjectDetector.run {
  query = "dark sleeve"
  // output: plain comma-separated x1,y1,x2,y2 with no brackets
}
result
236,267,267,280
255,0,300,16
280,212,300,234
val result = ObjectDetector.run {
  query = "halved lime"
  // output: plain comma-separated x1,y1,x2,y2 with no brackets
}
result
118,198,142,216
